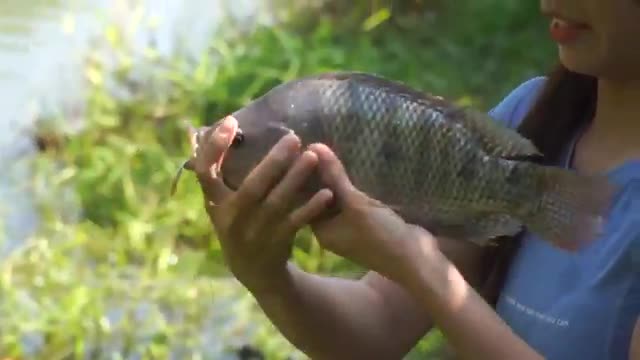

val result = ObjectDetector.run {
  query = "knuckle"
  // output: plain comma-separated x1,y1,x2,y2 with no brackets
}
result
283,212,298,229
263,195,285,214
269,142,296,166
241,224,261,243
269,152,292,171
239,184,262,202
277,217,296,238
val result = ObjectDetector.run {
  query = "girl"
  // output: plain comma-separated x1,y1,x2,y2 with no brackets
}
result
191,0,640,358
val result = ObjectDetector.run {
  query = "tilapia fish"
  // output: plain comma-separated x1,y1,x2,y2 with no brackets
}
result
173,71,618,251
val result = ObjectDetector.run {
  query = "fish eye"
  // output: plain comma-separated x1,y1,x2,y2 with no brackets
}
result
231,130,244,148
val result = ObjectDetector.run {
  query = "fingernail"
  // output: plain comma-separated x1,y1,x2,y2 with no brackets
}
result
282,133,300,148
218,116,235,136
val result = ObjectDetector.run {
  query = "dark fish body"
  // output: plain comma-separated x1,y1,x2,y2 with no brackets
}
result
183,72,618,250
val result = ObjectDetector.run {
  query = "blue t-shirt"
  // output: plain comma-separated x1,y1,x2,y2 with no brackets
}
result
489,77,640,360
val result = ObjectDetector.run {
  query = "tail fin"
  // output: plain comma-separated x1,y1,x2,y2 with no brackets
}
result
524,166,619,252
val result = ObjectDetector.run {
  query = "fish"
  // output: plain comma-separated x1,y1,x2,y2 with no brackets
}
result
172,71,619,251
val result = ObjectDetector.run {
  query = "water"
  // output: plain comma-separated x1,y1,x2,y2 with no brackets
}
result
0,1,283,357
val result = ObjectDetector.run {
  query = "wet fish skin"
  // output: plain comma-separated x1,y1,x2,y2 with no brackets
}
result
177,71,618,251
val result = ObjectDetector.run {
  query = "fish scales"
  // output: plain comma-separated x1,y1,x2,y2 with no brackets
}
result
318,78,428,206
315,78,513,222
177,71,619,251
280,75,544,233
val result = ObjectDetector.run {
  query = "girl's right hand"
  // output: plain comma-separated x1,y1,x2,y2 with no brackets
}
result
190,116,334,293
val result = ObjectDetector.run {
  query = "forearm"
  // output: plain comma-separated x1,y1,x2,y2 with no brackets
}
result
248,261,432,359
401,234,543,360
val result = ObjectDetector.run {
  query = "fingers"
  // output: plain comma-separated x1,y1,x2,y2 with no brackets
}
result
283,188,334,235
259,149,320,219
233,144,325,244
232,133,301,213
307,143,356,201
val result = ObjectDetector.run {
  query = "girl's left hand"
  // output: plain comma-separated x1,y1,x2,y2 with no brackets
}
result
306,143,438,284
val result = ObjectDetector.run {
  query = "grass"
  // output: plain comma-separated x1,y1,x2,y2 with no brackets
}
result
1,1,556,359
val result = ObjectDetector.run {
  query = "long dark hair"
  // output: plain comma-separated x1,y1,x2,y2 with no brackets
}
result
481,63,598,306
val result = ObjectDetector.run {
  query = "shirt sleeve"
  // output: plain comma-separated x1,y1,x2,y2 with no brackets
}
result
487,76,547,130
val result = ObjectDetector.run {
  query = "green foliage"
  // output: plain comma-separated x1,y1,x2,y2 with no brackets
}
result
1,1,555,359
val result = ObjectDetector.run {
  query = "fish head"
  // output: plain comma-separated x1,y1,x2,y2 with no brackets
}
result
179,78,325,195
219,95,295,191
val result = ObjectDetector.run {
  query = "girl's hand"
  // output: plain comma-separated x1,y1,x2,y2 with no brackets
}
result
190,116,334,293
307,143,438,285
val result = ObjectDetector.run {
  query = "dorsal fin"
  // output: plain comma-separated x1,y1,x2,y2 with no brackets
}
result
311,71,541,159
442,106,541,159
311,71,452,109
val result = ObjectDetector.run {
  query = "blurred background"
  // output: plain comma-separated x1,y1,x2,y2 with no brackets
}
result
0,0,555,359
